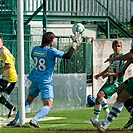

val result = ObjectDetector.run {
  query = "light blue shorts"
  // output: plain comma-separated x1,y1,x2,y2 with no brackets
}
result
28,81,54,99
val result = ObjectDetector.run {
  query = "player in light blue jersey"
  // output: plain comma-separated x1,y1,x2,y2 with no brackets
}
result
7,31,81,127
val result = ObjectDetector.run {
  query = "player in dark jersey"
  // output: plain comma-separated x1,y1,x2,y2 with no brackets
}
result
7,31,81,127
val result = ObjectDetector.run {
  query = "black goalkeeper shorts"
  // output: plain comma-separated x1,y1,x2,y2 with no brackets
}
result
0,78,16,95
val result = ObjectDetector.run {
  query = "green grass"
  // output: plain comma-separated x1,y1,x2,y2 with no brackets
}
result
0,106,132,133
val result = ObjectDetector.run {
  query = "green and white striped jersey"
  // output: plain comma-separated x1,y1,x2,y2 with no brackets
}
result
107,53,125,87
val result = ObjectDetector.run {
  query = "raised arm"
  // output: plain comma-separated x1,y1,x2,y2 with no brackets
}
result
62,33,81,59
104,51,133,63
117,59,132,78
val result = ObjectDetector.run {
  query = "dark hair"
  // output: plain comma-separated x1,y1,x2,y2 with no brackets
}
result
112,40,122,48
130,15,133,25
0,36,2,40
41,32,55,47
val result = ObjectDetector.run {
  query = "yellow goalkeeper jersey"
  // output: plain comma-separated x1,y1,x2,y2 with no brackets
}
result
0,46,17,82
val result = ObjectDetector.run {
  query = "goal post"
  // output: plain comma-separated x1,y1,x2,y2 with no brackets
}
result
17,0,25,126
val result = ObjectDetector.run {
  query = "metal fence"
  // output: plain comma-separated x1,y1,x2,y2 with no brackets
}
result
0,33,92,78
0,0,132,21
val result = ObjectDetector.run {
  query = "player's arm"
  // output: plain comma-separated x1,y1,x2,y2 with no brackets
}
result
103,71,116,78
0,53,12,72
94,67,109,79
0,63,11,72
62,46,75,59
117,59,132,78
99,68,117,79
62,41,77,59
104,51,133,63
62,33,81,59
121,59,132,72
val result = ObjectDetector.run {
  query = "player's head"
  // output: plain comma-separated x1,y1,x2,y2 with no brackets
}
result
130,15,133,35
112,40,122,55
41,32,55,47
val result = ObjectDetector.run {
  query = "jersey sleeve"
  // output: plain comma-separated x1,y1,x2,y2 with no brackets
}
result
50,47,64,58
3,52,12,64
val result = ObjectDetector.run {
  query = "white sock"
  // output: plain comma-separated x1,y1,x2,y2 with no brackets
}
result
32,106,50,122
103,101,124,128
99,97,109,118
93,104,101,120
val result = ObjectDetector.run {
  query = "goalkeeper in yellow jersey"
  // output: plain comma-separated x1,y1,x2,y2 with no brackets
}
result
0,36,17,118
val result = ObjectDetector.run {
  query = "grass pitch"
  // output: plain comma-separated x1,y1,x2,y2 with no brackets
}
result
0,106,132,133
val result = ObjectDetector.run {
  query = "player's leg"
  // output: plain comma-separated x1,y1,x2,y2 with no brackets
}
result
90,84,110,127
5,82,17,118
96,80,133,132
123,97,133,129
97,83,116,118
5,82,16,95
15,96,34,122
0,80,16,118
116,82,126,95
90,98,101,126
0,94,15,113
130,99,133,116
122,77,133,129
91,89,109,121
29,84,53,128
90,86,109,127
96,90,130,132
98,91,109,118
7,99,31,126
124,98,133,114
92,98,101,120
30,98,52,128
7,82,39,126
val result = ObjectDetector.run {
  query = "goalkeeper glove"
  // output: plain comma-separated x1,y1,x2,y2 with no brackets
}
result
70,32,81,43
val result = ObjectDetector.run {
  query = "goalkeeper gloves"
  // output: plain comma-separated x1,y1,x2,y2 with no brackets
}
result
70,32,82,47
